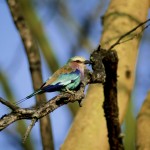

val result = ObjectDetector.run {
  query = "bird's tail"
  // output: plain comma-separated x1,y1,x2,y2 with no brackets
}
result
15,89,43,105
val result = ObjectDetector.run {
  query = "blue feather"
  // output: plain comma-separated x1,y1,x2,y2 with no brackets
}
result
41,83,64,92
42,69,81,92
53,69,80,84
15,89,43,105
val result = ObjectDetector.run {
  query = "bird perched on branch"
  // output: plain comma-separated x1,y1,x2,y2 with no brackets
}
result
17,56,91,105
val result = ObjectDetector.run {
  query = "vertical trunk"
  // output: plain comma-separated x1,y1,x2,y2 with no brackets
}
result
136,91,150,149
61,0,149,149
7,0,54,149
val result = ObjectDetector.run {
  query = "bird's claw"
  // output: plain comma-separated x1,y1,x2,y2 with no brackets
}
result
65,88,75,95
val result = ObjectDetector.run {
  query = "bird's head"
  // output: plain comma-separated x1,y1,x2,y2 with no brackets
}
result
67,56,91,71
67,56,91,66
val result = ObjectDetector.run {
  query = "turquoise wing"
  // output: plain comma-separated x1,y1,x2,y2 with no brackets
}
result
41,69,81,92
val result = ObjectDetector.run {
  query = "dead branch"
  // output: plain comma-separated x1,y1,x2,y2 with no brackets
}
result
108,18,150,51
103,50,124,150
0,84,85,131
0,69,94,131
90,47,124,149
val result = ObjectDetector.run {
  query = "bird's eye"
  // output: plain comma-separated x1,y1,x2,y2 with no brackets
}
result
75,60,81,63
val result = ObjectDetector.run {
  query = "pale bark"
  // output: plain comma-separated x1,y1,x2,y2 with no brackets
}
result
61,0,149,149
136,91,150,149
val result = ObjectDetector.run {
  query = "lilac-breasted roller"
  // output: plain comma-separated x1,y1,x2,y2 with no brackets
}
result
17,56,91,104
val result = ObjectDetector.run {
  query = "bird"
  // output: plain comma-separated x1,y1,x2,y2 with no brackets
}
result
16,56,91,105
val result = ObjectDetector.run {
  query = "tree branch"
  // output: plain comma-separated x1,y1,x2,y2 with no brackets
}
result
103,50,124,150
22,118,38,143
90,46,124,149
0,64,105,140
0,83,85,131
107,18,150,51
7,0,54,149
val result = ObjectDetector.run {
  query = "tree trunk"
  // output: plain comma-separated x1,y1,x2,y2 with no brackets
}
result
7,0,54,149
136,91,150,149
61,0,149,149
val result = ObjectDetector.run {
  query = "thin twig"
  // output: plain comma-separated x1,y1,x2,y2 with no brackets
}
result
22,118,37,143
0,97,19,110
116,23,150,45
108,18,150,51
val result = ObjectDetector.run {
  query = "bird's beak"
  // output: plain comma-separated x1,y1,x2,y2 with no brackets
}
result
84,60,92,65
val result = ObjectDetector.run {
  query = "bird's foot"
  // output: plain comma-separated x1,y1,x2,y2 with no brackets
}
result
65,88,75,95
